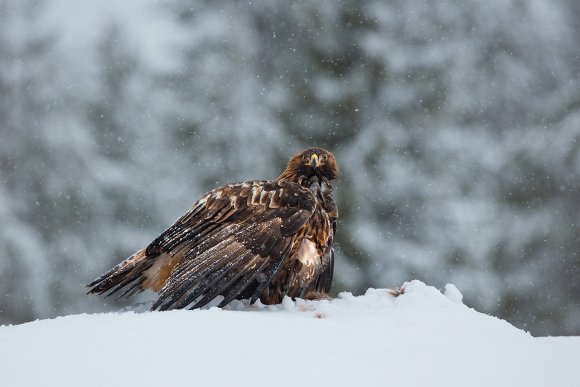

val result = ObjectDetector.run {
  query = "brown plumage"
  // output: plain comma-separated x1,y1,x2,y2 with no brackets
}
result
87,147,339,310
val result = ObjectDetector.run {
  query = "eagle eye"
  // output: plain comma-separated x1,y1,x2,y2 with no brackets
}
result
302,154,309,161
320,154,328,161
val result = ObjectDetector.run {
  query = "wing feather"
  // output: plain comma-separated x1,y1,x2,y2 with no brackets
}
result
152,236,244,310
173,249,255,310
215,255,273,308
191,259,256,308
248,238,292,304
146,180,315,310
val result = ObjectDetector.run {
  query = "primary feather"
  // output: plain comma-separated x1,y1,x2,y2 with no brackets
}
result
87,147,339,310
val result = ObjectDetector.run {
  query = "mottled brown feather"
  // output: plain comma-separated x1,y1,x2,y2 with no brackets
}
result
87,147,338,310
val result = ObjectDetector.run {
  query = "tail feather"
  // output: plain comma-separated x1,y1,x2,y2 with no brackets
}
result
86,249,152,297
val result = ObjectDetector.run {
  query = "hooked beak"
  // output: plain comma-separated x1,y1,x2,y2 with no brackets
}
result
310,154,319,168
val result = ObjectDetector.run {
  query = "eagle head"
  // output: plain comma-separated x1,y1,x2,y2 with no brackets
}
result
279,147,339,184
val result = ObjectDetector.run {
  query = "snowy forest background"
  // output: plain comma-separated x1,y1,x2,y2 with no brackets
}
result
1,0,579,336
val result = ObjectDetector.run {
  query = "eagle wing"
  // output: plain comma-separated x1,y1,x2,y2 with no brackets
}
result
88,179,316,310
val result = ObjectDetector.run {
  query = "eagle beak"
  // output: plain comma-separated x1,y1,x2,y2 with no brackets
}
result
310,154,319,168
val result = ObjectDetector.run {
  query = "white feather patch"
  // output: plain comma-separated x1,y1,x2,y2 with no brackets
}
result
297,239,319,266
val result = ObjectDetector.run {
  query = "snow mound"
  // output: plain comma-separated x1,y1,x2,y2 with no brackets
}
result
0,281,577,387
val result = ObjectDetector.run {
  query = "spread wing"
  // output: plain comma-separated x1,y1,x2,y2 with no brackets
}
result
145,179,316,310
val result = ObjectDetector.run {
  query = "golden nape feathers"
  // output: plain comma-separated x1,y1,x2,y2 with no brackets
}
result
87,147,339,310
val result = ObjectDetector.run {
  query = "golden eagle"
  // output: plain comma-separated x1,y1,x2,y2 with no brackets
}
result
87,147,339,310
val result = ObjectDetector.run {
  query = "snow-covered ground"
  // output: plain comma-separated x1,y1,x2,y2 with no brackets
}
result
0,280,577,387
